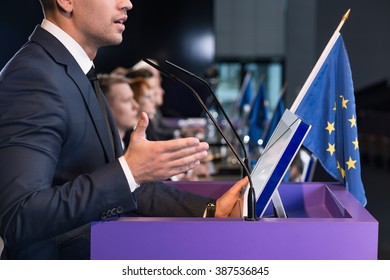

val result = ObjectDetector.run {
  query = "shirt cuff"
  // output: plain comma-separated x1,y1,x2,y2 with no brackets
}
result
118,156,140,192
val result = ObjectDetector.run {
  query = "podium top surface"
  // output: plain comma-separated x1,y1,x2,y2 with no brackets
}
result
165,181,374,221
91,182,378,260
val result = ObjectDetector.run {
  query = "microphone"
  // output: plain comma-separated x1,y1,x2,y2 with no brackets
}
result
143,58,258,221
164,60,250,173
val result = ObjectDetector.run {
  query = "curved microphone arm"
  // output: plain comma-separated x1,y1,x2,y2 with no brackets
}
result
143,58,258,221
164,60,250,175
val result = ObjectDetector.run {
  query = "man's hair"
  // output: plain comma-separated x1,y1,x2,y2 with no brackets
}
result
126,68,153,80
112,67,153,80
98,73,132,98
129,78,151,102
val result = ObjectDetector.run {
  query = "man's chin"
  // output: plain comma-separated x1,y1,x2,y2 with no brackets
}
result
101,36,123,47
111,37,123,46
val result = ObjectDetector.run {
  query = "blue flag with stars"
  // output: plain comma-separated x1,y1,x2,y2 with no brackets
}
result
295,35,367,206
238,72,253,113
248,83,269,145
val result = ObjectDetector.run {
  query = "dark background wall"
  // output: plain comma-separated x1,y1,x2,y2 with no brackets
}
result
0,0,214,117
0,2,43,68
2,1,390,115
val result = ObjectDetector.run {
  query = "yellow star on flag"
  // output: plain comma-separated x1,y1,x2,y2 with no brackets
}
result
352,137,359,150
346,157,357,170
326,143,335,156
325,121,335,135
348,114,357,128
340,95,349,109
340,167,346,179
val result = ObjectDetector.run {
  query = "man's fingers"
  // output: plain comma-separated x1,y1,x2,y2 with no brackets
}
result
163,154,205,176
170,159,201,175
229,177,249,197
171,145,209,162
132,112,149,139
161,137,208,153
156,139,209,162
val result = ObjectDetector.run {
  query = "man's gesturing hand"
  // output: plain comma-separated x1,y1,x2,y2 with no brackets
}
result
124,112,209,184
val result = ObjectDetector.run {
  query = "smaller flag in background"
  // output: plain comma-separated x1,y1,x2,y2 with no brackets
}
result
248,83,269,147
237,71,253,114
262,92,286,148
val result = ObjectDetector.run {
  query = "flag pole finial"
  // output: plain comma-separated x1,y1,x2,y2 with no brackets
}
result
336,9,351,33
342,9,351,21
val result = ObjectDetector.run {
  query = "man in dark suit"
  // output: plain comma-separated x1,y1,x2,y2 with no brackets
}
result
0,0,247,259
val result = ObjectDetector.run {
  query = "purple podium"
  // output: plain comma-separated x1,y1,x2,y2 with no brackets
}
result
91,182,378,260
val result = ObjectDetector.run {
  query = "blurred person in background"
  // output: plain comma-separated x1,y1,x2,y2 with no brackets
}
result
98,73,139,147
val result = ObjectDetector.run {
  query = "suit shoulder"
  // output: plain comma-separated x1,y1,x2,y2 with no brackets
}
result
0,44,68,92
2,41,54,72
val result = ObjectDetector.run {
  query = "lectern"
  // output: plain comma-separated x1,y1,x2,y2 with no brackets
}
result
91,181,378,260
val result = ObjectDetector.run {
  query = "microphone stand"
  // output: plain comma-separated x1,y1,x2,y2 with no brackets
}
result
164,60,250,175
143,59,258,221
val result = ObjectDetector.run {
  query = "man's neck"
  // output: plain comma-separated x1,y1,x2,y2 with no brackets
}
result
44,16,98,60
41,19,94,74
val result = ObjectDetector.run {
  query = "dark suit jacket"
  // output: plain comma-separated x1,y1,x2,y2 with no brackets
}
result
0,26,209,259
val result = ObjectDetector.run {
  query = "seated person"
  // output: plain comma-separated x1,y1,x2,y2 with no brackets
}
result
128,63,176,140
130,75,159,141
98,73,139,146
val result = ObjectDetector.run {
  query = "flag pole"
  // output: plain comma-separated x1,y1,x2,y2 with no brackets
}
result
290,9,351,113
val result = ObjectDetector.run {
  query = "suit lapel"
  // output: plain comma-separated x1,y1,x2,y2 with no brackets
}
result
69,68,118,161
94,83,125,157
29,26,123,160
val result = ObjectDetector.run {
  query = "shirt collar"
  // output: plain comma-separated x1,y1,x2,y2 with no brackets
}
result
41,19,93,74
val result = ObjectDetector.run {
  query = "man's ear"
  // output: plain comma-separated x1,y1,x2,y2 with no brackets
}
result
56,0,73,14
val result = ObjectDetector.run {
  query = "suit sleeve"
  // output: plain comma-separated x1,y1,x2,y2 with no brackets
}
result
0,65,137,249
132,181,209,217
